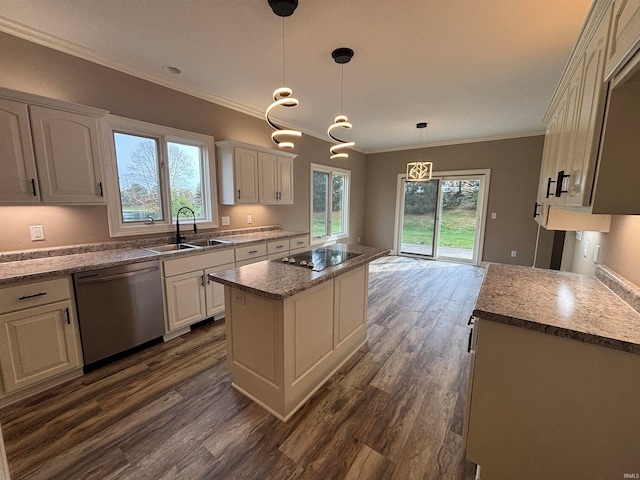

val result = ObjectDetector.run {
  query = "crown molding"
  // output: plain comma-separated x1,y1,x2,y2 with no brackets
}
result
363,130,545,155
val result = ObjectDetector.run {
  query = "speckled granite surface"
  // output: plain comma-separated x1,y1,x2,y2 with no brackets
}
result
474,263,640,354
0,227,308,285
208,244,389,300
595,265,640,314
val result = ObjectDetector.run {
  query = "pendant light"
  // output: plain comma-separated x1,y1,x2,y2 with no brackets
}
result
265,0,302,149
328,48,355,159
406,122,433,181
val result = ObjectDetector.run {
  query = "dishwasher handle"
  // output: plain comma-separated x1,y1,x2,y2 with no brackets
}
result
75,266,159,284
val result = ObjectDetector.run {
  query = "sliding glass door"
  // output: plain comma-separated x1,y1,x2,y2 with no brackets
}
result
397,173,486,265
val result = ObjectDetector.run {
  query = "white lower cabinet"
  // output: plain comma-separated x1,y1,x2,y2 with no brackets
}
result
0,277,82,401
163,249,235,334
289,235,310,254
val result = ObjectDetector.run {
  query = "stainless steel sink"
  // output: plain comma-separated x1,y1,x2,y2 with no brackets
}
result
145,243,200,253
186,238,234,247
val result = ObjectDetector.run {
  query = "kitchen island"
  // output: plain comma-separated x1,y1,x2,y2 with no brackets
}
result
464,263,640,480
208,244,388,421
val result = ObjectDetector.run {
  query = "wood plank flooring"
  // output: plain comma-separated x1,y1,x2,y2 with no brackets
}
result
0,256,484,480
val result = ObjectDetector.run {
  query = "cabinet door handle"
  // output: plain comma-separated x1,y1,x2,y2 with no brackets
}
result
278,191,281,200
207,274,211,285
98,181,104,197
546,177,556,198
555,170,570,197
533,202,541,218
18,292,47,300
467,328,474,353
30,178,37,196
201,275,205,287
237,189,241,199
65,307,71,325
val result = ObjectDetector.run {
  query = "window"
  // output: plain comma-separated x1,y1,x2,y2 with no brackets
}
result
104,116,218,237
310,163,350,245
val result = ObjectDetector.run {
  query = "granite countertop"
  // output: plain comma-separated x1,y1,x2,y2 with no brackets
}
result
474,263,640,354
208,244,389,300
0,227,308,286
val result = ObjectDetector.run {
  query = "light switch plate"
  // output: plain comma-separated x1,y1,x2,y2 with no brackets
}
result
491,212,497,219
221,216,230,226
29,225,45,241
247,214,252,224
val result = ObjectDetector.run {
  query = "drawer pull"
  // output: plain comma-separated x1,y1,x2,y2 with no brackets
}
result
297,241,304,245
65,307,71,325
18,292,47,301
276,245,284,249
249,250,258,254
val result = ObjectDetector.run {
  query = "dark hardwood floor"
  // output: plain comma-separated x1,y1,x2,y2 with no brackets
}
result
0,256,484,480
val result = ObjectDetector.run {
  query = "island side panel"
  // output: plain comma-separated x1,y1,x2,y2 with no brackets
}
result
466,319,640,479
334,265,368,348
224,286,285,416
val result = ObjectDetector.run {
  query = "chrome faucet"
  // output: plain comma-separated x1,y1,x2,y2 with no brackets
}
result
176,206,197,244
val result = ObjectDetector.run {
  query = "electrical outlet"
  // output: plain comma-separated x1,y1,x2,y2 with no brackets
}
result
247,214,252,224
583,240,589,258
357,236,361,243
511,250,517,257
29,225,45,241
491,212,497,219
593,245,600,263
221,216,230,226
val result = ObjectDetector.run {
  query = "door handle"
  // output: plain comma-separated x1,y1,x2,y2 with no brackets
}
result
98,181,104,197
237,189,241,199
201,275,205,287
555,171,570,197
467,328,473,353
65,307,71,325
30,178,37,196
533,202,541,218
546,177,556,198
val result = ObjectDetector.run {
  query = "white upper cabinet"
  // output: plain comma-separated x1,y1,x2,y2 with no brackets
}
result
0,87,108,206
216,140,296,205
30,105,105,204
535,0,640,227
0,98,40,203
233,147,259,204
258,152,294,205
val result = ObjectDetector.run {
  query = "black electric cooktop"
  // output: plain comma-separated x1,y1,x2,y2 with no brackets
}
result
274,248,361,271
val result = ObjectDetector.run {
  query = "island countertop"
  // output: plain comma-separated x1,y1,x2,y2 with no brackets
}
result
208,244,389,300
474,263,640,354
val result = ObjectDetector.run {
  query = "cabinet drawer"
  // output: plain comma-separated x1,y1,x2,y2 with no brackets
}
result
289,236,309,252
267,239,289,255
235,243,267,262
164,248,235,277
0,278,71,314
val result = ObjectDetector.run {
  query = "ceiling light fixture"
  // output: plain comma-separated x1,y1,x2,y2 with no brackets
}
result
265,0,301,149
406,122,433,181
328,47,355,159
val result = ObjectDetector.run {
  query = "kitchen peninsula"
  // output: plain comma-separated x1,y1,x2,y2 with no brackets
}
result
209,244,388,421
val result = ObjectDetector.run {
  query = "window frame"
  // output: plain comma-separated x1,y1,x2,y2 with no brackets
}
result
103,115,218,237
309,163,350,246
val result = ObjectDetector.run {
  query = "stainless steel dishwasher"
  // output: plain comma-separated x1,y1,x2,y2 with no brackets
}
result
73,260,164,366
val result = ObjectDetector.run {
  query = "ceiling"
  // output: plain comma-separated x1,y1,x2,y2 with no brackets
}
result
0,0,594,153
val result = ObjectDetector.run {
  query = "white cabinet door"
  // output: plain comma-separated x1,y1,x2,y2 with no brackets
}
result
0,300,81,393
165,271,206,331
277,156,294,204
205,263,234,318
29,105,105,204
258,152,278,204
234,147,259,204
0,98,40,203
605,0,640,78
566,11,610,206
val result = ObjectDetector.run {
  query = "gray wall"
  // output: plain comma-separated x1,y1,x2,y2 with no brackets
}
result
364,136,552,266
0,31,366,251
